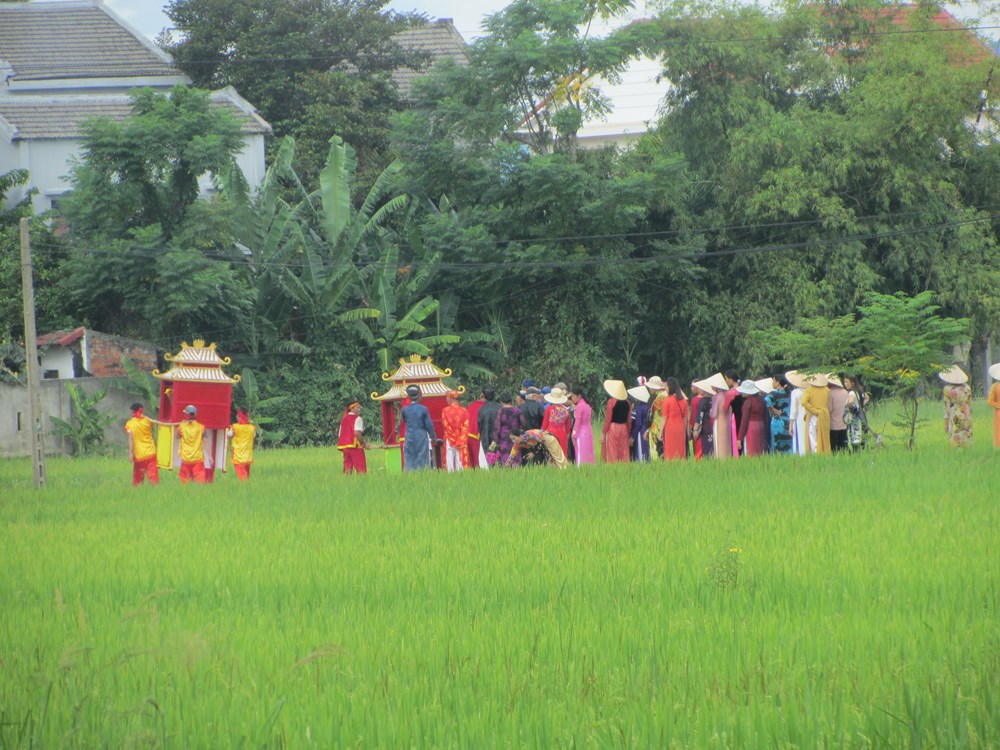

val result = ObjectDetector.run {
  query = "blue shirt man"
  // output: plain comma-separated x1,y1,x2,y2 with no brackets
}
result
401,385,438,470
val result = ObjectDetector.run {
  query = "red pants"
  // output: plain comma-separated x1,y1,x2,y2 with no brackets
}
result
342,448,367,474
132,456,159,486
234,463,251,480
179,461,206,484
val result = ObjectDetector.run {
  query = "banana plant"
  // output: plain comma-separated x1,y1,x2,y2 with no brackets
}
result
119,356,159,416
238,367,288,444
49,382,114,455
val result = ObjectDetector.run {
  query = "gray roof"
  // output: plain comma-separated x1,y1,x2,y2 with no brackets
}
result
0,94,271,140
392,19,468,100
0,1,178,81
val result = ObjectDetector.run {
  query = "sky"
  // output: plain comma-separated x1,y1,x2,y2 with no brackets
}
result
97,0,525,41
86,0,994,43
48,0,1000,138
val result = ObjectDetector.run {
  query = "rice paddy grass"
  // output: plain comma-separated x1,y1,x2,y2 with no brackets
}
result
1,400,997,748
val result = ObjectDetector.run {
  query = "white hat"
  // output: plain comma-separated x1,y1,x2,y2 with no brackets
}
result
805,372,829,387
754,377,774,394
603,379,628,401
736,380,760,395
989,363,1000,381
692,378,714,394
785,370,807,388
627,385,650,403
706,372,729,392
544,387,569,404
827,373,844,388
938,365,969,385
645,376,665,391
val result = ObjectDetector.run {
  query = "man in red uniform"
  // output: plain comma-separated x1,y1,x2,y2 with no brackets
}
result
441,390,470,471
338,401,368,474
465,390,485,470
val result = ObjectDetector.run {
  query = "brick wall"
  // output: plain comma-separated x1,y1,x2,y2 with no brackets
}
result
85,331,157,377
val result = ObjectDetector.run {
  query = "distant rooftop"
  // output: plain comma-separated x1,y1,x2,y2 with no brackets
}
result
0,91,271,140
0,0,179,81
392,18,468,100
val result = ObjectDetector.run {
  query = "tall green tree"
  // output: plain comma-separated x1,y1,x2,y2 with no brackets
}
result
59,86,249,344
758,290,969,449
64,85,243,241
163,0,423,185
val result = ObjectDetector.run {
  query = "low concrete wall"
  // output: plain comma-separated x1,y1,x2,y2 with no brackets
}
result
0,377,137,458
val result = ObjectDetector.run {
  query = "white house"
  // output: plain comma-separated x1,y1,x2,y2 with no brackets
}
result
0,0,271,214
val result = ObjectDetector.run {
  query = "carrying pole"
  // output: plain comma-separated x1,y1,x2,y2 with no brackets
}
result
20,217,46,488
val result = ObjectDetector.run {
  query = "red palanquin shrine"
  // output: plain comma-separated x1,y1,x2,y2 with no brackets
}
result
371,355,464,470
153,340,240,480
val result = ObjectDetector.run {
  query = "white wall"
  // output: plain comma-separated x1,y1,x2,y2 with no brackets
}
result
39,347,75,380
21,139,81,213
0,377,135,457
1,133,267,214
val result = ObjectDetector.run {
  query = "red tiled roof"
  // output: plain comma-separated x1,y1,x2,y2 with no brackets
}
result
37,326,85,347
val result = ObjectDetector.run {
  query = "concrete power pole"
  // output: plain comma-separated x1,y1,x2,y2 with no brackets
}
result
19,217,46,488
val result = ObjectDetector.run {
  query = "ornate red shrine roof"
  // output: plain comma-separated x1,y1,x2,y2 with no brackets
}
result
153,340,240,384
371,355,464,401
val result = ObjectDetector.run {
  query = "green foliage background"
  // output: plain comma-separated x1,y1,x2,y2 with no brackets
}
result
5,0,1000,445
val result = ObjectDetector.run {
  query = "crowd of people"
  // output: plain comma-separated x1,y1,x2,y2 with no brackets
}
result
355,364,990,473
124,361,992,483
384,370,878,472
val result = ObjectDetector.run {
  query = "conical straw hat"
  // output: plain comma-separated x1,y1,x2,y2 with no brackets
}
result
989,363,1000,381
603,379,628,401
805,372,829,387
754,377,774,394
938,365,969,385
706,372,729,392
785,370,807,388
627,385,650,403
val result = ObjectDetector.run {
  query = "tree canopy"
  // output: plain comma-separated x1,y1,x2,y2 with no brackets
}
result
163,0,424,185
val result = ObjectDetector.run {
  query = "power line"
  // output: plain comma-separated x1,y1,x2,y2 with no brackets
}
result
27,210,1000,272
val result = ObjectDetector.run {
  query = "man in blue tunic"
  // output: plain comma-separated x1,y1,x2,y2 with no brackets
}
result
401,385,438,471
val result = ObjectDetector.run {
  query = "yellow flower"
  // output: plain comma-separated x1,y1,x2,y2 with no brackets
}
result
729,547,741,554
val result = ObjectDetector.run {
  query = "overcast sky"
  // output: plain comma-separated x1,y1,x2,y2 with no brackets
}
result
69,0,995,45
98,0,521,41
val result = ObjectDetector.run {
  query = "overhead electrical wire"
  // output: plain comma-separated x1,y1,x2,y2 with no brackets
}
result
25,210,1000,272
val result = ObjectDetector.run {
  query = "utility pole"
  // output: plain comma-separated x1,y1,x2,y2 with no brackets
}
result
20,217,46,488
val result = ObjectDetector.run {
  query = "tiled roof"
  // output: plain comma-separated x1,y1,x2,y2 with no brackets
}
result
372,355,457,401
164,341,232,366
0,94,271,140
37,326,85,347
153,365,239,384
155,341,239,384
0,1,178,81
392,19,468,100
372,381,457,401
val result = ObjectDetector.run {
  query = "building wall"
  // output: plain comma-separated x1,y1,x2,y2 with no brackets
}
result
19,139,80,213
0,377,136,457
82,331,157,378
39,347,75,380
0,137,27,211
2,133,267,214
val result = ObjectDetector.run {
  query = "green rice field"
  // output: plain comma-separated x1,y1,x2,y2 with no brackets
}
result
1,402,998,748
